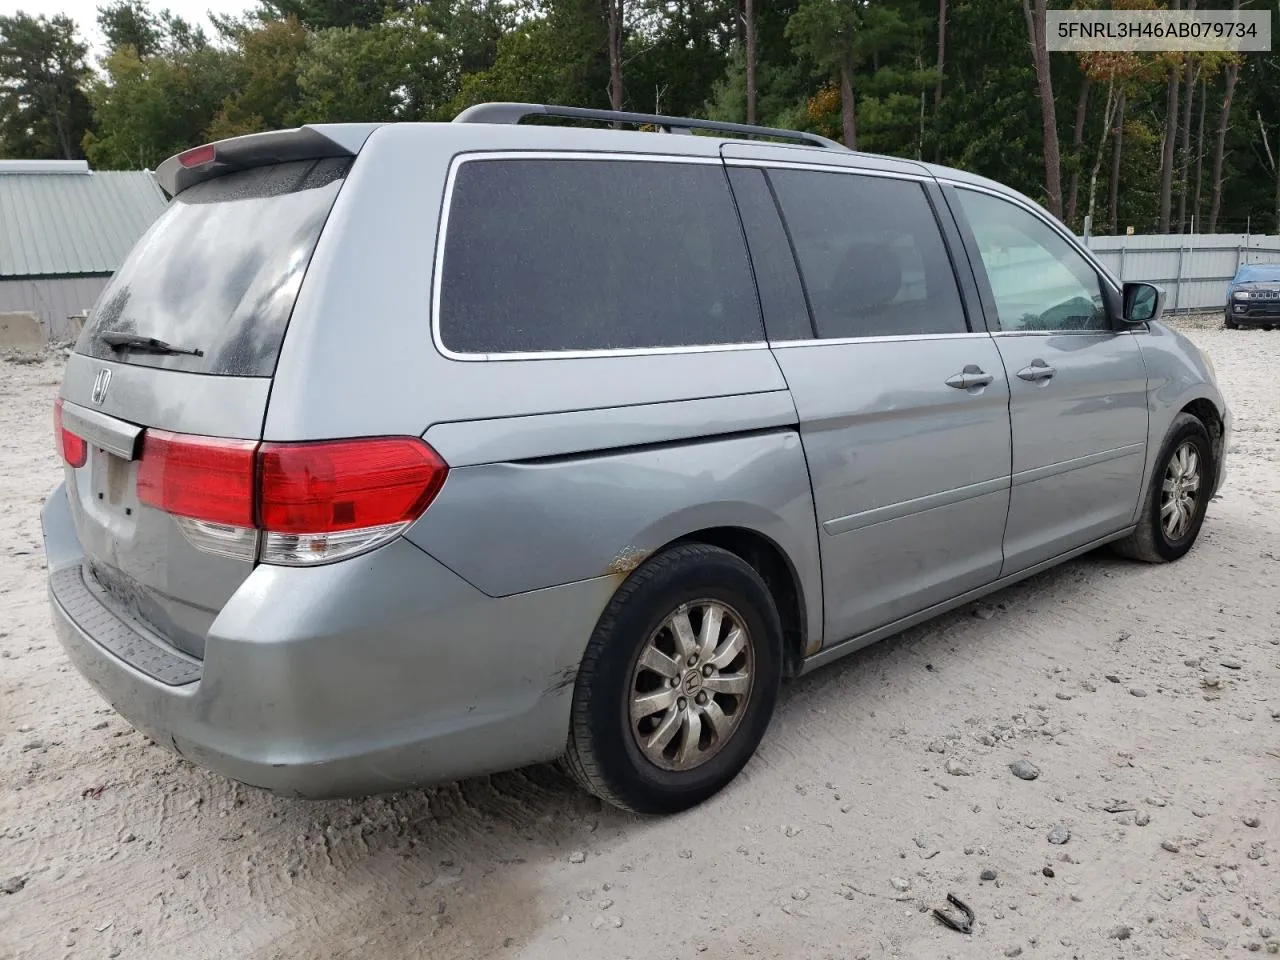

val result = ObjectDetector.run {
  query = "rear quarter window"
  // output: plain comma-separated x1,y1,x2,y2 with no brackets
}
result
78,158,350,377
437,158,763,355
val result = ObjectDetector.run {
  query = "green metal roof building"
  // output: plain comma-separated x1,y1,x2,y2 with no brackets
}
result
0,160,167,341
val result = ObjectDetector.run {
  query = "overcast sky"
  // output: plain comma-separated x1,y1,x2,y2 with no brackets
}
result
10,1,259,52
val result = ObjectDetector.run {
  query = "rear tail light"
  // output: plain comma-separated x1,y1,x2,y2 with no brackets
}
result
258,438,447,565
177,143,216,167
137,430,257,526
135,432,448,565
54,399,87,468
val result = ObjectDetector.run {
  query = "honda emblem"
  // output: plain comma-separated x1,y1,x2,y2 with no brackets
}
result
91,369,112,406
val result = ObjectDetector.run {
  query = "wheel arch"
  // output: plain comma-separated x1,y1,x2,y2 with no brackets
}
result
668,526,811,677
1178,396,1225,491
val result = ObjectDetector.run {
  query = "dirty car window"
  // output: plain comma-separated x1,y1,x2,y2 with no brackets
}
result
77,158,350,377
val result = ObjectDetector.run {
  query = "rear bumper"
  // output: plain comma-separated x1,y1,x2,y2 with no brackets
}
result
42,482,615,798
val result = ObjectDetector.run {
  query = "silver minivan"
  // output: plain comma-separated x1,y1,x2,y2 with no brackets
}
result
42,103,1230,814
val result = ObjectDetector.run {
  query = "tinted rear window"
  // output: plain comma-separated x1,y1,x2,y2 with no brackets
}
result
78,158,350,377
768,170,967,339
438,158,762,354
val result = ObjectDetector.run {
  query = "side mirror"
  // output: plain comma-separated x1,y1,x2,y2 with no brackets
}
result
1122,281,1162,324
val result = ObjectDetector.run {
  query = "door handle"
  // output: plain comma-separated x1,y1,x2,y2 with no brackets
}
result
945,365,995,390
1016,359,1056,382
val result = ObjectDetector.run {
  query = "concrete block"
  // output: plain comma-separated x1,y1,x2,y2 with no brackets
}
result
0,311,44,351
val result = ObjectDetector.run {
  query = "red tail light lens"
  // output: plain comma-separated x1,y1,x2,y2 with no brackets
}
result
135,431,448,565
137,430,257,527
177,143,216,167
259,438,447,534
54,399,88,468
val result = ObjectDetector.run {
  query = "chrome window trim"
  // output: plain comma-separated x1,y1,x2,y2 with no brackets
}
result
937,178,1123,294
431,150,766,362
770,331,990,348
724,157,931,182
990,329,1118,338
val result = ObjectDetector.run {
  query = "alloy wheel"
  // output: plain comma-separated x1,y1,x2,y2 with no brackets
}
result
1161,440,1202,541
628,599,754,772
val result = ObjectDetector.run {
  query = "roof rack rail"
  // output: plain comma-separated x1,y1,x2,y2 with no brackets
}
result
452,102,846,150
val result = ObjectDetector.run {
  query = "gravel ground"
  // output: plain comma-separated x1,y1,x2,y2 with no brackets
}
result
2,318,1278,960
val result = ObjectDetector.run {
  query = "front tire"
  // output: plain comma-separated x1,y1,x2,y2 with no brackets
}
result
1113,412,1214,563
563,543,783,814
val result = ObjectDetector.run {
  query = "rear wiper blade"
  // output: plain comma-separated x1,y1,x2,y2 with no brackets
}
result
98,331,204,357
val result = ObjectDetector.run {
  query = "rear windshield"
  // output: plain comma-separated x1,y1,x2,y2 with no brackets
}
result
77,158,350,377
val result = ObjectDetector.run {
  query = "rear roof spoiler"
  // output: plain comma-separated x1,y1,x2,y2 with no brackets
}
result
155,123,383,197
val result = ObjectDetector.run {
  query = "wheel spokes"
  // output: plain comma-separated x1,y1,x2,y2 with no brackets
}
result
1183,447,1200,482
709,626,746,669
1160,441,1204,542
703,671,750,696
629,598,756,772
674,707,703,768
631,687,677,723
646,705,682,752
697,603,723,661
668,606,698,660
700,699,730,741
637,645,680,679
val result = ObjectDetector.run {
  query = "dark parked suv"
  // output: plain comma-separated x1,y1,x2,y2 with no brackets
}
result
1225,263,1280,328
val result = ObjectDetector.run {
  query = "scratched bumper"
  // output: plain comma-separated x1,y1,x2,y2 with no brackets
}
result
43,481,616,798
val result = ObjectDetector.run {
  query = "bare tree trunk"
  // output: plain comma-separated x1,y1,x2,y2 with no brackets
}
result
1261,111,1280,233
53,111,73,160
1193,75,1206,230
918,65,926,161
1158,1,1182,231
933,0,947,162
1159,68,1180,231
1066,79,1093,229
744,0,757,123
840,54,857,149
1022,0,1063,217
934,0,947,108
604,0,624,111
1208,60,1239,232
1110,90,1126,234
41,85,74,159
1208,2,1242,233
1086,81,1117,228
1176,47,1199,232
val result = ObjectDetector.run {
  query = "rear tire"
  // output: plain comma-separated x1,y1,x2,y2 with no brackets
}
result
563,543,783,814
1113,413,1213,563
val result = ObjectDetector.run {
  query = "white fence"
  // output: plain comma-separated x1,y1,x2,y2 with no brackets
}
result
1081,233,1280,313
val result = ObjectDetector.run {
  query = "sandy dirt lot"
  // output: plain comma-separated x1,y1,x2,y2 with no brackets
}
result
2,319,1278,960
